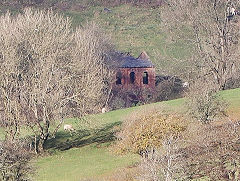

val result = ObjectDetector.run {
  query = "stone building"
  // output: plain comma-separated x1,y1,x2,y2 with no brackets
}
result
112,51,155,91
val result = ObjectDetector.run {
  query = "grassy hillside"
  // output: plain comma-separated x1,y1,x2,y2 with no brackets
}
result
0,87,239,180
34,88,240,181
36,146,139,181
0,2,192,75
65,5,192,74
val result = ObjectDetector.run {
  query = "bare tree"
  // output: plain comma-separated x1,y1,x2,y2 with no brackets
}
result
186,77,228,123
0,139,34,181
0,76,23,142
138,136,184,181
162,0,240,90
182,119,240,180
0,9,113,152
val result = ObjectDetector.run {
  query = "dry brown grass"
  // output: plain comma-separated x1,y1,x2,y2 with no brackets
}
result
101,166,141,181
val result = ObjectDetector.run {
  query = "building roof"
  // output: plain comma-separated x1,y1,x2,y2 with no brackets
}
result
114,51,154,68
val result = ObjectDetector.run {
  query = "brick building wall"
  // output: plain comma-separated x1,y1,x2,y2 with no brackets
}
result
113,67,155,90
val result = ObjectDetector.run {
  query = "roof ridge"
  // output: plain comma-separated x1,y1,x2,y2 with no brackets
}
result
137,51,150,60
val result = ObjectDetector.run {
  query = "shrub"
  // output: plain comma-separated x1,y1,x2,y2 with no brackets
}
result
109,88,155,110
109,96,126,110
155,76,184,102
0,139,34,181
182,119,240,180
114,111,187,155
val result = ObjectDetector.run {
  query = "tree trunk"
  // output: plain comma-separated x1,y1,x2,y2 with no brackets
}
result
37,135,48,153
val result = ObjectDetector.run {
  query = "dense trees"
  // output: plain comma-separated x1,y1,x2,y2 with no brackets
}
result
0,8,113,152
162,0,240,90
160,0,240,124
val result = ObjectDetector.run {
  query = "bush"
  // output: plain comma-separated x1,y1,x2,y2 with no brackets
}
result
109,96,126,110
182,119,240,180
155,75,184,102
109,88,155,110
114,111,187,155
0,139,34,181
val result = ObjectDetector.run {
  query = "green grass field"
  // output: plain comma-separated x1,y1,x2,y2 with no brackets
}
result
36,145,139,181
34,104,141,180
34,88,240,181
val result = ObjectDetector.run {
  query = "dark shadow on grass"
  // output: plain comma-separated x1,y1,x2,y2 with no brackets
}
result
44,121,121,152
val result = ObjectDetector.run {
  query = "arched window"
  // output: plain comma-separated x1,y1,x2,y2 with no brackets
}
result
143,72,148,84
130,72,135,84
116,72,122,85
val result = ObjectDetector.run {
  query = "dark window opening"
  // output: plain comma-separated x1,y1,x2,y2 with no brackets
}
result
143,72,148,84
116,72,122,85
130,72,135,84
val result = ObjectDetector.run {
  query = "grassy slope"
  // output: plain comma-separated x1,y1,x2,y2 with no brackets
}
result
35,88,240,181
0,3,192,74
36,146,138,181
221,88,240,109
65,5,192,74
35,106,140,181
